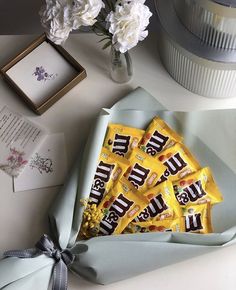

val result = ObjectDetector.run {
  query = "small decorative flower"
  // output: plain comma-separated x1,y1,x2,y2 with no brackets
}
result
0,148,28,176
33,66,57,82
7,156,14,162
10,148,18,155
72,0,105,29
79,199,104,240
106,1,152,53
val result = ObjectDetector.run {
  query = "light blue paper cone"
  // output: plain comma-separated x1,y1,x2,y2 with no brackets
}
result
1,87,236,289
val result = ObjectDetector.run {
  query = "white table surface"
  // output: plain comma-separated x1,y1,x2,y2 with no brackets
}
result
0,33,236,290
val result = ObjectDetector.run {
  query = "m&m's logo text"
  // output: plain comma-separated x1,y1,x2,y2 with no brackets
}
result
112,133,131,156
146,130,169,156
99,193,134,235
90,161,115,205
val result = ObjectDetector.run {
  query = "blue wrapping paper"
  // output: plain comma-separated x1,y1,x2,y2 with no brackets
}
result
1,87,236,289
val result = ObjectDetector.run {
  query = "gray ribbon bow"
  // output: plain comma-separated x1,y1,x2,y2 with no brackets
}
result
4,234,75,290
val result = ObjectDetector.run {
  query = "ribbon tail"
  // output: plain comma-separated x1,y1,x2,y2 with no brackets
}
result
4,249,39,259
52,260,68,290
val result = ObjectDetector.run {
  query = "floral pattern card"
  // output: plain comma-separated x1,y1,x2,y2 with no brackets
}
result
0,106,47,177
13,133,68,192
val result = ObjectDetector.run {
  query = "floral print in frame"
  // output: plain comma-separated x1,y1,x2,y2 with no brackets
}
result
33,66,58,82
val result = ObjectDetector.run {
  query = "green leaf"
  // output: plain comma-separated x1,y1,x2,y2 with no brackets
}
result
103,0,114,11
98,37,111,43
102,40,112,50
92,27,106,37
110,0,115,11
94,22,107,33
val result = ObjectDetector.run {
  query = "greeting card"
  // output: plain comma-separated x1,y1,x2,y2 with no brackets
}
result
13,133,67,192
0,107,47,177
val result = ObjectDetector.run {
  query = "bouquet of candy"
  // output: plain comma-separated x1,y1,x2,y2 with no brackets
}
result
79,116,223,240
1,88,236,290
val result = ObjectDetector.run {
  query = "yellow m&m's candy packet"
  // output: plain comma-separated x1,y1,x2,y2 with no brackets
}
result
124,218,185,234
183,203,212,234
104,123,145,158
173,167,223,207
155,143,201,185
125,148,166,193
89,147,130,206
133,180,182,222
140,116,183,156
97,177,149,235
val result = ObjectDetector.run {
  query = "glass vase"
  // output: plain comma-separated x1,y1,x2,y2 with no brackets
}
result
109,45,133,83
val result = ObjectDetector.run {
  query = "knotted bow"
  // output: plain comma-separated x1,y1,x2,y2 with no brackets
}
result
4,234,75,290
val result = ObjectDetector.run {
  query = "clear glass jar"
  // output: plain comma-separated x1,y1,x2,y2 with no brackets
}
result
110,45,133,83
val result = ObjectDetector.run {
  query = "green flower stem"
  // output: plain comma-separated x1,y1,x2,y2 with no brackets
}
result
103,0,115,12
124,51,133,76
97,9,107,22
93,22,108,34
102,1,111,14
103,0,112,10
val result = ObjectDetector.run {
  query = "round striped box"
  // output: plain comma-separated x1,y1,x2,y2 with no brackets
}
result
155,0,236,98
174,0,236,50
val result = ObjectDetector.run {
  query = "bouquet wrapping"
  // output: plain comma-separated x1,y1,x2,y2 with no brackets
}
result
1,87,236,289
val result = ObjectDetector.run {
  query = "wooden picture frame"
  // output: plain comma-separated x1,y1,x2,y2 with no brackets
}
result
0,34,87,115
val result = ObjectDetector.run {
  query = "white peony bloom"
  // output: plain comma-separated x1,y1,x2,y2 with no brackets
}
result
72,0,105,29
106,1,152,53
39,0,73,45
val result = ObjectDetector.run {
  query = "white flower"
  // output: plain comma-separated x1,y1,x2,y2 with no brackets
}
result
72,0,104,29
39,0,73,45
106,1,152,53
